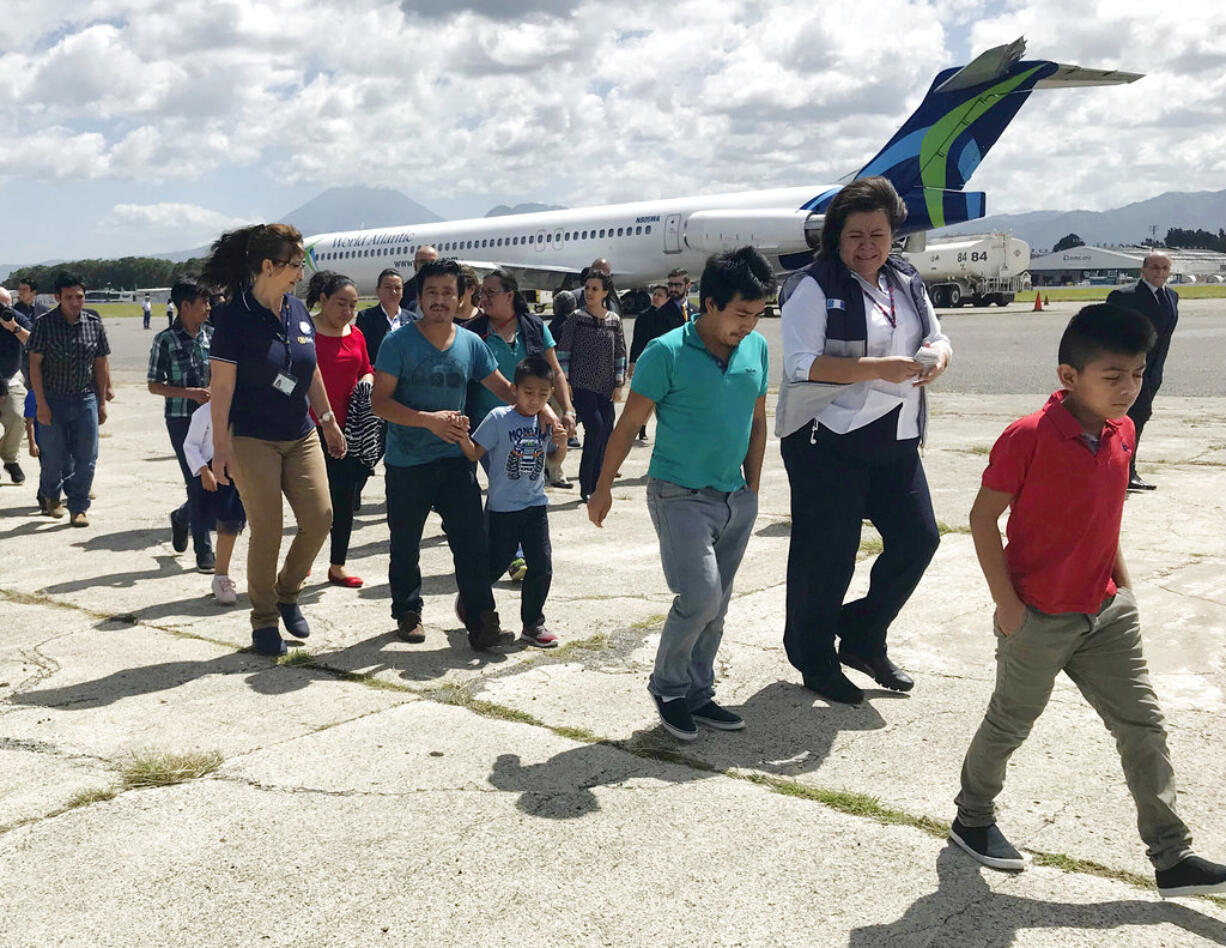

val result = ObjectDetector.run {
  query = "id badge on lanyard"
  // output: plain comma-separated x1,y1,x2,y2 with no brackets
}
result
272,296,299,396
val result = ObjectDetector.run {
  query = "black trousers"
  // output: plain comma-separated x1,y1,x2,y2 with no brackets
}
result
1127,373,1160,469
780,409,940,676
166,416,212,555
385,457,494,628
488,504,552,629
319,430,368,565
573,387,615,498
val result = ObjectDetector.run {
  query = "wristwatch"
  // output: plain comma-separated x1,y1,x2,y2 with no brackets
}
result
318,410,335,423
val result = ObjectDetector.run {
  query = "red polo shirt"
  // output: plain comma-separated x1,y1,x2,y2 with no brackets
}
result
982,390,1134,615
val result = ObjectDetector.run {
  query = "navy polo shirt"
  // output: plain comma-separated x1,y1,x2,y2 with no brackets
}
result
210,291,317,442
631,321,769,491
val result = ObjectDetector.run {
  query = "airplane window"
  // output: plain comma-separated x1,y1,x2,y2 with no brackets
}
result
646,225,652,234
600,229,606,238
546,234,552,243
615,227,622,237
513,237,518,246
635,226,642,235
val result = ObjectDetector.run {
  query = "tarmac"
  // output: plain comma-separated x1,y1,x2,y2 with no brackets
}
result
1,300,1225,946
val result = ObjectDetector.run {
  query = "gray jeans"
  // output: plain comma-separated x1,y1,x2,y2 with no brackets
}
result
0,374,25,464
646,477,758,708
956,588,1193,870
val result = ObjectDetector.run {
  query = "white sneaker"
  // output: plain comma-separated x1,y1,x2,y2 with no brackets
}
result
212,574,237,605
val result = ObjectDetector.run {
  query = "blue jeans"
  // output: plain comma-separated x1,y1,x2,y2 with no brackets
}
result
646,478,758,707
38,394,99,513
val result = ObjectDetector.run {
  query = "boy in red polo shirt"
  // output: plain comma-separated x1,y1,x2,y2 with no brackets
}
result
949,304,1226,898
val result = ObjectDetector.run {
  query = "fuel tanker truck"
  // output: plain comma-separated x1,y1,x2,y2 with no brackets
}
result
903,233,1031,307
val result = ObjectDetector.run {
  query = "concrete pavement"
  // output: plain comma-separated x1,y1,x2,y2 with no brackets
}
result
1,379,1225,946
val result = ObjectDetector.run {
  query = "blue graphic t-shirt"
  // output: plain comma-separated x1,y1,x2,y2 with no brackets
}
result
472,405,550,512
375,322,498,467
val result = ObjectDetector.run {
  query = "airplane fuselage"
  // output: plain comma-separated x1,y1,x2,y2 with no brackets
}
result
305,186,831,294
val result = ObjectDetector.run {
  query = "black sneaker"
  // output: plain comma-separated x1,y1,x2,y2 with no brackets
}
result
196,549,216,574
691,700,745,731
802,669,864,706
652,695,698,741
1156,855,1226,898
170,511,189,553
949,818,1026,871
4,462,25,484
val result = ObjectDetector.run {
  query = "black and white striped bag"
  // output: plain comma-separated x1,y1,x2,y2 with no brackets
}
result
344,379,384,472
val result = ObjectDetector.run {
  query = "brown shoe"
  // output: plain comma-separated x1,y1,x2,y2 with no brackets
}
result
396,611,425,643
468,609,512,651
70,511,89,528
45,500,65,519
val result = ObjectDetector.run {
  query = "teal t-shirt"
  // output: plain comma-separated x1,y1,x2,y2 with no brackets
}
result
630,321,769,491
375,322,498,467
468,322,556,426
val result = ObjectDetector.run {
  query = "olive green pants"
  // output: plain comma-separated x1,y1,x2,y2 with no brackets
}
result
956,588,1193,870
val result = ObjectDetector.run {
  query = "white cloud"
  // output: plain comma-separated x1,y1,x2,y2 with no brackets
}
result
99,202,256,246
2,0,1225,256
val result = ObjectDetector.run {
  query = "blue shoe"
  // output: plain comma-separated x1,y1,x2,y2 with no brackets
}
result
277,602,310,639
252,626,286,656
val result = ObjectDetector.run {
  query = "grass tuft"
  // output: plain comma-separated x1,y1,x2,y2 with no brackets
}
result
936,521,973,536
276,649,315,666
547,632,611,660
64,787,118,809
629,613,667,631
120,750,223,789
858,536,884,558
549,724,603,744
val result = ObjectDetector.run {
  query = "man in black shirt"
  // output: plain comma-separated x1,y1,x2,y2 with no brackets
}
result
14,278,49,323
26,272,112,525
0,287,33,483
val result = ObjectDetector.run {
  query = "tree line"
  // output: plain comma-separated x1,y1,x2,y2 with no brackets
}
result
1164,228,1226,253
2,256,205,292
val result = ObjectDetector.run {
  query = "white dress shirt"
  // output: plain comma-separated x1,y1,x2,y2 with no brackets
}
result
182,403,214,476
781,268,952,440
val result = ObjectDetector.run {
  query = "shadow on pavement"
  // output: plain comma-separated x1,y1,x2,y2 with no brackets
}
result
486,680,888,820
848,847,1226,946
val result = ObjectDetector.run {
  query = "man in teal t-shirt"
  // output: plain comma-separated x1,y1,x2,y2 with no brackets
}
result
589,247,774,742
372,259,515,651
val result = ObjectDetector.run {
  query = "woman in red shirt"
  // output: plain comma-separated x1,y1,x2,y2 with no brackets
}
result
307,271,374,587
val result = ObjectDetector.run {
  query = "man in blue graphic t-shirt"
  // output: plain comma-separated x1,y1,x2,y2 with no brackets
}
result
373,258,542,651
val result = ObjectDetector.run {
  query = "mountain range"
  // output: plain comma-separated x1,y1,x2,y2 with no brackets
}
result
934,189,1226,253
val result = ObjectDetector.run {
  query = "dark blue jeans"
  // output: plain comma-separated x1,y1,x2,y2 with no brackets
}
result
573,387,615,498
166,417,212,555
385,456,494,629
488,504,552,629
37,394,98,514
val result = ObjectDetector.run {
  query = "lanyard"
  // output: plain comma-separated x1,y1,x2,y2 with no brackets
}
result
871,279,897,329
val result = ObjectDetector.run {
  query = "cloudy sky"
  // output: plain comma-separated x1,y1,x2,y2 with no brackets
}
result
1,0,1223,263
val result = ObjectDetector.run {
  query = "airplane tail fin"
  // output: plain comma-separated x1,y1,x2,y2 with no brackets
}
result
849,37,1141,231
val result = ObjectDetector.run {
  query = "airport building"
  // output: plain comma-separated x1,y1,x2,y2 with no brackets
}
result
1028,245,1226,286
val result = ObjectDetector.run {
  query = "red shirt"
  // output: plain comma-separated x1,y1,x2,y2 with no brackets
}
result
313,328,373,430
982,390,1134,615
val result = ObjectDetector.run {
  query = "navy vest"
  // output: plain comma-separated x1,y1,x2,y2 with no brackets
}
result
461,311,549,414
779,255,933,442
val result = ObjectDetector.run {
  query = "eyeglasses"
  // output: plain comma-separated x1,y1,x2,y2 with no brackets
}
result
479,287,509,297
278,259,306,272
667,282,686,288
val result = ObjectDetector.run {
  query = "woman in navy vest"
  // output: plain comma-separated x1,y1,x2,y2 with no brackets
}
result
779,177,952,705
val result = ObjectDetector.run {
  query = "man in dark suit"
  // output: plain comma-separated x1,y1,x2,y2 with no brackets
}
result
1107,252,1178,491
399,245,438,316
356,268,412,365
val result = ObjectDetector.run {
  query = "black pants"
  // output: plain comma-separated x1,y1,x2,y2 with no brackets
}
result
573,387,614,498
1127,373,1160,470
166,416,212,555
780,409,940,676
488,504,552,629
386,457,494,628
319,430,367,565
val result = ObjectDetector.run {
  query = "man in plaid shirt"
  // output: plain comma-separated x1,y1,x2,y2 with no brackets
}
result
26,272,112,526
147,279,214,571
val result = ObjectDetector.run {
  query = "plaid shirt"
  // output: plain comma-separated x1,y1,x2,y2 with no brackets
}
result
147,319,213,418
26,307,111,398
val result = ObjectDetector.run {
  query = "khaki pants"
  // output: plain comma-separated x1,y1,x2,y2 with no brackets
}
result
956,588,1193,870
231,431,332,631
0,374,26,464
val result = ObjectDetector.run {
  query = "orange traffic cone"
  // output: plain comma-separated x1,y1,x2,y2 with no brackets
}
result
1032,292,1043,312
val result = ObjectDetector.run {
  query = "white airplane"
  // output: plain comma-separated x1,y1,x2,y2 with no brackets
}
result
304,38,1139,294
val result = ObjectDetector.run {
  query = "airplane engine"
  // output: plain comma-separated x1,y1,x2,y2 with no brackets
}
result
683,209,822,255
